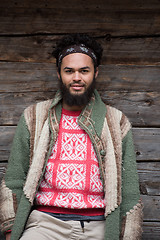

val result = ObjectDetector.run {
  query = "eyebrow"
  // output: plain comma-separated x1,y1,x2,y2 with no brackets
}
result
63,66,90,70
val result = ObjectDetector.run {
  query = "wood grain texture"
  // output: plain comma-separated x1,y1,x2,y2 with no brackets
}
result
0,36,160,65
133,128,160,162
138,162,160,196
1,0,160,9
0,127,15,162
141,195,160,221
101,91,160,127
142,222,160,240
1,62,160,93
0,1,160,36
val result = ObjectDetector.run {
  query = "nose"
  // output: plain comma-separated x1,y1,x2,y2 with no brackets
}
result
73,71,81,81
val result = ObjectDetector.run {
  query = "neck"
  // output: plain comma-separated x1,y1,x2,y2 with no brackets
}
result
62,101,84,111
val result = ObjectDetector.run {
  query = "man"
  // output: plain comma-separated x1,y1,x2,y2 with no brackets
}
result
0,34,143,240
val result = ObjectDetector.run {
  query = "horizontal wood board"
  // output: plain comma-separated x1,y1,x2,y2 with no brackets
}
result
0,3,160,36
1,63,160,92
0,36,160,64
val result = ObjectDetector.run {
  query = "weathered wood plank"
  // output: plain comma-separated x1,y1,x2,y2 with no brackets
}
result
0,62,56,93
142,222,160,240
1,0,160,9
0,127,15,162
101,91,160,127
133,128,160,162
1,91,160,126
141,195,160,222
97,65,160,92
0,127,159,162
138,162,160,196
0,36,160,65
0,36,56,63
0,5,160,36
0,92,56,125
0,62,160,92
101,37,160,65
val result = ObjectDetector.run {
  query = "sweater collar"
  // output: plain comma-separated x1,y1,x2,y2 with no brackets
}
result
49,89,107,137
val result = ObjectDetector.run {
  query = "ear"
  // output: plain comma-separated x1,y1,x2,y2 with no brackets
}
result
95,67,99,79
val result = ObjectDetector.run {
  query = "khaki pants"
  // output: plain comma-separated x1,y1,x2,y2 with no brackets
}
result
20,210,105,240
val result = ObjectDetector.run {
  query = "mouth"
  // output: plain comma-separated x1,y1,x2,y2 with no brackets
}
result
70,83,85,91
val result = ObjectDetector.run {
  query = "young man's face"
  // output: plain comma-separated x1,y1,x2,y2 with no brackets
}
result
58,53,98,96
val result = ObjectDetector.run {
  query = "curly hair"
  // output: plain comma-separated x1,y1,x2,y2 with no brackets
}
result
52,33,103,72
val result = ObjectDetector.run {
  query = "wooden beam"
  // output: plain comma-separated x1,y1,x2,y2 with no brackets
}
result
1,0,160,10
101,91,160,127
97,65,160,92
0,3,160,36
133,128,160,162
141,195,160,221
138,162,160,196
142,222,160,240
0,62,160,93
0,36,160,65
0,127,15,162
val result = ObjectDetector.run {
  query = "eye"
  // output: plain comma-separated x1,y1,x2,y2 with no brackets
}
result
81,69,89,73
65,69,73,73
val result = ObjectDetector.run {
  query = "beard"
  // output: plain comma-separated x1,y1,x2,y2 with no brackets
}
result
59,76,96,107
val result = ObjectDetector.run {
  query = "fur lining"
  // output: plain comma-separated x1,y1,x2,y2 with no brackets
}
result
23,118,50,204
106,106,122,205
123,201,143,239
34,101,51,151
0,180,15,232
120,113,131,139
101,106,124,215
24,99,52,165
24,104,36,164
101,118,118,215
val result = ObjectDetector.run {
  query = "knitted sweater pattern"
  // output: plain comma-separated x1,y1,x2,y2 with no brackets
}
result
35,109,105,212
0,90,143,240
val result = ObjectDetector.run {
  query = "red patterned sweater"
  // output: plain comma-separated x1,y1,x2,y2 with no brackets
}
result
35,108,105,215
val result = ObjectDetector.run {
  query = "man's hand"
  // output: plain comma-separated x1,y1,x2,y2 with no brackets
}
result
6,232,11,240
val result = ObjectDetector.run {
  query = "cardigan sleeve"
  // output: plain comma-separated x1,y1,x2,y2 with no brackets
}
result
0,113,30,233
120,129,143,239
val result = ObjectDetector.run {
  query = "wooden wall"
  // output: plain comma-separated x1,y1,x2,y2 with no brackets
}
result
0,1,160,239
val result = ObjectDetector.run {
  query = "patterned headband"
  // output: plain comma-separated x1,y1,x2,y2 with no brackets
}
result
58,44,97,66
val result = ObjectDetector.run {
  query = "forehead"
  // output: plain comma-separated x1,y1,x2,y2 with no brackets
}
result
61,53,94,69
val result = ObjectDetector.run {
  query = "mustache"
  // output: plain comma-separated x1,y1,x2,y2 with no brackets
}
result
70,82,85,87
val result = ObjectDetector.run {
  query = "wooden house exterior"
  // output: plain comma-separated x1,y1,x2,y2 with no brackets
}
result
0,1,160,239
